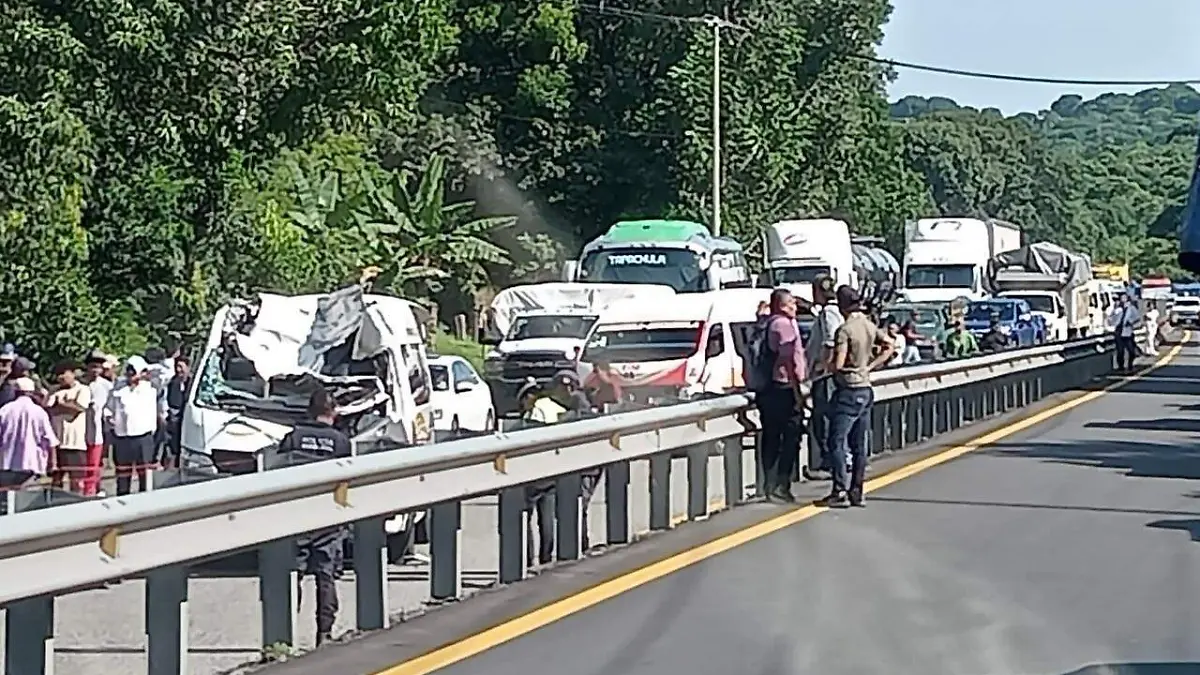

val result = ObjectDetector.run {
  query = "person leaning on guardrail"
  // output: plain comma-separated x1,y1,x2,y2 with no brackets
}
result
817,286,894,509
745,288,807,503
278,388,352,647
516,379,560,565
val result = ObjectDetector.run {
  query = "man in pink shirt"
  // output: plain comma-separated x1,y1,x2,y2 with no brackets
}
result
0,377,59,478
760,288,808,502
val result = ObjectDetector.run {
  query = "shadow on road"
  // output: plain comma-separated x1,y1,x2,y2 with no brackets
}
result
1083,362,1200,397
1060,664,1200,675
1146,518,1200,543
985,439,1200,481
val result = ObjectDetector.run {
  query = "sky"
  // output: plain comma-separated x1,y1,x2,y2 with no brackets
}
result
880,0,1200,114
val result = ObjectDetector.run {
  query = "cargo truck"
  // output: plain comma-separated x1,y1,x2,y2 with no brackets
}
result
982,242,1094,342
902,218,1023,303
761,219,899,306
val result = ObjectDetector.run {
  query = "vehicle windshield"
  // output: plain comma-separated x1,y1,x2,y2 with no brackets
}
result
1006,294,1056,314
771,265,830,284
1174,297,1200,306
194,348,267,408
883,306,943,330
582,325,701,362
430,365,450,391
579,248,707,293
905,264,976,289
966,303,1016,323
506,315,598,341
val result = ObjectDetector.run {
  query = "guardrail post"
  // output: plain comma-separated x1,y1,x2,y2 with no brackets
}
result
555,473,583,561
146,565,189,675
258,538,297,647
497,487,527,583
722,437,743,508
430,502,461,601
649,453,671,531
353,516,389,631
606,461,631,545
4,595,54,675
686,444,708,521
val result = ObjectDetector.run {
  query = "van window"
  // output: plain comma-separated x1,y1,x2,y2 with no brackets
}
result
401,345,431,406
730,322,756,360
705,324,725,358
583,325,701,363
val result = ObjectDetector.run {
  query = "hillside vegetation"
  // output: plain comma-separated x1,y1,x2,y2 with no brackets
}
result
1,0,1196,365
891,84,1198,276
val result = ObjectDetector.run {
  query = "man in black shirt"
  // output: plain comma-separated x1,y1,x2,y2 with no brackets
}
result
278,389,351,646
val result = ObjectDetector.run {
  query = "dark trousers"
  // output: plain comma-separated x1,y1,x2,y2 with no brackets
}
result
1115,334,1136,370
828,387,875,498
112,433,155,495
297,533,343,637
526,484,556,565
524,471,600,565
808,377,834,472
758,383,803,492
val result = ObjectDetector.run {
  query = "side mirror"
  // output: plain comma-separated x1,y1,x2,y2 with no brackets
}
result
455,381,474,394
561,261,579,282
479,333,502,347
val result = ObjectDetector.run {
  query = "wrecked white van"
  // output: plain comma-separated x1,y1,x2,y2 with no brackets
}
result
180,285,435,475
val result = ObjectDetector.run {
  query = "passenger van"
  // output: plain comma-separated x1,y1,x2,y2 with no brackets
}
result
181,285,435,475
577,288,769,401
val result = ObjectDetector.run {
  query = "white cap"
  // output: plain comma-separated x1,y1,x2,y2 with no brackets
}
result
12,377,35,392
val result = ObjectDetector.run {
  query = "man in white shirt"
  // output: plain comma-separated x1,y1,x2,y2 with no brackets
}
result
1143,304,1161,355
1109,294,1140,372
47,361,92,493
106,356,163,495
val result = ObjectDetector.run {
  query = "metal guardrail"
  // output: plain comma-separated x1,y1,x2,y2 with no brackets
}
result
0,334,1123,675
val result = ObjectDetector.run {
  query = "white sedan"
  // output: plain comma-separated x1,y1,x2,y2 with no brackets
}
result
429,355,496,433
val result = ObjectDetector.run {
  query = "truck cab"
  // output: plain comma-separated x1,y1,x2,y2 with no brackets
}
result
901,218,1022,303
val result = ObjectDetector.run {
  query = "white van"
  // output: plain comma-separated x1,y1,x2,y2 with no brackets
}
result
577,288,768,401
181,286,435,475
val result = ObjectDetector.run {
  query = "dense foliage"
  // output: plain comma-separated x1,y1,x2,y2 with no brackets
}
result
1,0,1195,365
892,84,1199,278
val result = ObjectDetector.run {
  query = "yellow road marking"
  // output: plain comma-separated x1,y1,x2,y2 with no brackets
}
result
377,335,1189,675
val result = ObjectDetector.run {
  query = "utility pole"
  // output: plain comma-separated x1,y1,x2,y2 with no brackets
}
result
703,15,744,237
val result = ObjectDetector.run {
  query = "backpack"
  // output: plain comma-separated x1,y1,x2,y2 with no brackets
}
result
743,317,777,393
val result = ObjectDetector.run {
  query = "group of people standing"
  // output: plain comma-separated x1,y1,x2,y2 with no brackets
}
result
0,345,193,496
749,275,895,508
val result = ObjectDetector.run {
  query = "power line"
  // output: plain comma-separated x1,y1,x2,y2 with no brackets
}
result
573,1,1200,87
855,54,1200,87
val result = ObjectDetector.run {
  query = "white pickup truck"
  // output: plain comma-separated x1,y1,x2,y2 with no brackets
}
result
1169,296,1200,327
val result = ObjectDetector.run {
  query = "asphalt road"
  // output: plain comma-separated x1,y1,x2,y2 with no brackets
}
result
0,439,756,675
432,349,1200,675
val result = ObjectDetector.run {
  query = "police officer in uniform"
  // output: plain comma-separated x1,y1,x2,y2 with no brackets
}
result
278,389,352,646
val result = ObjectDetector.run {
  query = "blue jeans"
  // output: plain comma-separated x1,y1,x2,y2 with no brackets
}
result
828,386,874,497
